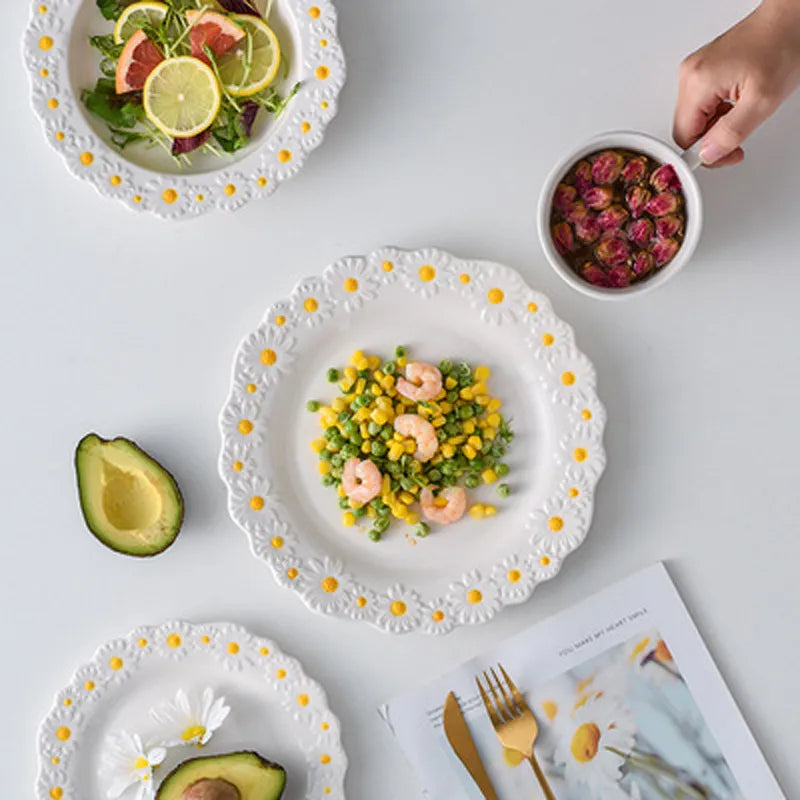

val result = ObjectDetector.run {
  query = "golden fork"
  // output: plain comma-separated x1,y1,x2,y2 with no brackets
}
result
476,663,556,800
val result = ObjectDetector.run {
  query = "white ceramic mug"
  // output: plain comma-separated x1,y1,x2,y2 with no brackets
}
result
537,130,704,300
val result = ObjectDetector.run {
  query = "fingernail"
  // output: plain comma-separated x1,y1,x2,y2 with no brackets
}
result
699,141,724,165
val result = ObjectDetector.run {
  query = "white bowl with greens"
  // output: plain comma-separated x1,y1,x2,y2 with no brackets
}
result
23,0,345,219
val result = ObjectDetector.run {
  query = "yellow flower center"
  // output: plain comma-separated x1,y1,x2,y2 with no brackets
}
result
343,277,358,293
321,576,339,593
134,757,149,770
390,600,407,616
573,447,588,462
467,589,483,604
487,288,504,304
548,516,564,532
561,371,575,386
303,297,318,313
418,265,436,282
630,637,651,662
507,569,521,583
541,700,558,721
261,348,277,365
182,725,206,742
570,722,601,763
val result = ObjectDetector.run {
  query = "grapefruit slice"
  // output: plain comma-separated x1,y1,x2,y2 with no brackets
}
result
185,10,245,66
115,29,164,93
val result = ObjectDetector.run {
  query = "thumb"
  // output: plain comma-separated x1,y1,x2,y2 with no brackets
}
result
699,93,774,164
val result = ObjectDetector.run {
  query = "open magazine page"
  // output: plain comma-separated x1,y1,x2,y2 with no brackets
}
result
380,564,784,800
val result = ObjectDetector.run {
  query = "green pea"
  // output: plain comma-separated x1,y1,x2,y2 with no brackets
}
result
358,368,370,379
496,463,510,478
366,421,379,436
497,483,511,498
318,449,332,462
331,454,344,467
438,359,453,375
371,440,387,457
465,474,480,489
391,479,400,491
441,462,456,476
352,506,367,518
349,432,363,446
459,405,474,419
327,367,339,382
338,497,351,509
341,444,359,459
481,441,493,455
400,476,415,491
436,428,448,442
343,420,357,436
472,403,483,416
358,393,371,406
445,422,459,436
415,522,430,538
306,400,320,412
325,426,339,439
395,345,407,358
321,475,336,486
336,410,349,423
368,529,382,542
374,516,391,533
383,361,396,375
472,457,485,470
457,361,471,376
446,390,458,403
380,427,393,441
427,469,442,482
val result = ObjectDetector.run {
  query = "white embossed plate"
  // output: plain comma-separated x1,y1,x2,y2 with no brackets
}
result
35,620,347,800
22,0,344,219
219,247,607,634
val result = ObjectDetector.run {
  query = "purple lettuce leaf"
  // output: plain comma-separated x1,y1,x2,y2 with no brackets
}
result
172,129,211,155
216,0,262,16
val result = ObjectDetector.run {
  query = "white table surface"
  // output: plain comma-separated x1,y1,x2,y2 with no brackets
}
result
3,0,798,797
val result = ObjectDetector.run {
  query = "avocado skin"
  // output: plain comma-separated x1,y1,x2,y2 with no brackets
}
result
155,751,287,800
75,432,184,558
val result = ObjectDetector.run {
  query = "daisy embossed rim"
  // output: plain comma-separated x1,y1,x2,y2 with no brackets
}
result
219,247,607,634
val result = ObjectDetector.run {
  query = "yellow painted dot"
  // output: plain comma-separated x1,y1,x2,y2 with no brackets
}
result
487,288,504,304
80,152,95,167
224,184,236,196
320,100,328,109
308,5,320,17
561,371,576,386
227,642,239,655
320,753,331,764
315,65,330,80
356,595,367,608
571,722,601,763
40,67,49,77
301,121,311,133
246,383,257,394
343,277,358,293
47,98,59,109
459,273,470,284
381,260,394,272
50,756,60,765
321,721,330,731
257,176,267,187
573,447,588,463
527,302,538,313
133,194,142,203
320,38,328,47
271,536,284,549
548,516,564,532
260,347,278,366
260,646,270,656
54,131,65,141
109,657,123,671
297,693,309,706
167,633,182,648
39,4,48,13
321,576,339,593
55,726,71,742
250,495,265,511
542,333,554,346
84,681,95,691
303,297,318,312
507,569,521,583
274,314,286,326
540,555,551,566
232,460,243,472
201,635,211,644
418,264,436,282
287,567,299,580
432,609,445,622
63,698,72,707
138,638,148,648
162,188,178,204
581,409,592,421
324,788,331,795
467,589,483,604
568,487,580,498
276,669,287,679
50,788,63,800
109,175,122,187
238,419,253,435
196,193,205,203
39,35,53,50
390,600,407,617
278,149,292,163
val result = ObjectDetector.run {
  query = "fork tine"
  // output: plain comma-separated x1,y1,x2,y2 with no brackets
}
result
475,674,501,728
490,666,518,717
484,669,511,721
498,663,529,712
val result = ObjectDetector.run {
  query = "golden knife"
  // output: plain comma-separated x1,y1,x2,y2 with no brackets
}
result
442,691,500,800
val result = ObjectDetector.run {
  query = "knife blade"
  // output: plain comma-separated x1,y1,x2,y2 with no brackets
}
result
442,691,500,800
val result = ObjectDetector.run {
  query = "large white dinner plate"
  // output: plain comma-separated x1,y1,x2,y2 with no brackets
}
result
218,247,606,634
36,620,347,799
23,0,344,218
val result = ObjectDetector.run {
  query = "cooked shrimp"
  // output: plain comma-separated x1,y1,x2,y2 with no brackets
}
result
394,414,438,462
396,361,442,402
420,486,467,525
342,458,382,504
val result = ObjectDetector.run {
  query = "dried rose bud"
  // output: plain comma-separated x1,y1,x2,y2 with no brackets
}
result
598,205,629,231
621,156,647,185
580,262,612,287
583,185,614,209
655,214,683,238
595,234,630,267
591,151,624,184
564,200,588,224
552,221,576,255
645,192,680,217
608,265,633,288
625,185,651,219
574,160,592,194
553,183,577,214
650,163,682,192
575,214,601,244
652,237,680,266
627,218,654,248
632,251,655,276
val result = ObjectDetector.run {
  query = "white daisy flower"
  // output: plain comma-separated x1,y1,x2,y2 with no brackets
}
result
102,731,166,800
213,631,254,672
442,259,480,299
95,639,138,685
220,398,263,446
467,263,528,326
290,277,333,327
568,390,607,435
365,247,401,285
492,556,536,604
271,555,304,589
215,173,253,212
419,599,456,635
558,472,595,506
154,622,193,661
529,551,563,583
374,583,423,633
542,353,598,405
526,317,576,364
251,519,296,562
520,290,553,321
447,570,502,625
398,249,449,300
344,587,379,623
527,497,588,558
42,707,83,757
235,325,296,388
323,257,381,312
554,693,636,800
149,687,230,748
230,475,278,534
262,300,296,329
296,557,352,614
73,664,104,704
529,677,575,758
219,437,255,485
265,654,295,690
558,430,607,482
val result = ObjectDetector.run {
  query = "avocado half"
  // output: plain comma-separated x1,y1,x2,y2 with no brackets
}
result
155,751,286,800
75,433,184,557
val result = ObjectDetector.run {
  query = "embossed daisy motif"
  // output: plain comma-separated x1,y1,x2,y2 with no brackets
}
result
529,551,563,583
73,664,104,704
374,584,423,633
558,430,607,482
251,519,295,562
155,622,194,661
220,398,262,446
443,260,481,299
42,708,82,757
150,687,230,747
263,300,296,329
230,475,277,533
527,498,588,558
213,633,251,672
290,278,333,327
419,600,456,635
220,437,255,484
296,557,352,614
214,173,253,212
558,472,595,507
324,257,380,312
448,570,502,625
271,554,304,589
493,556,537,604
544,353,598,404
399,251,450,299
101,731,166,800
569,390,607,434
236,326,297,388
527,316,577,364
95,639,138,684
365,248,402,285
469,265,528,326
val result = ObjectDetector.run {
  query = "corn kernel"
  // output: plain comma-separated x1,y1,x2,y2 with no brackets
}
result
484,427,496,440
409,483,420,494
349,350,364,365
397,356,408,368
416,405,431,418
434,496,448,508
344,366,358,381
388,443,404,461
459,387,473,400
445,376,457,390
431,454,444,465
337,484,346,498
432,415,446,428
394,504,409,519
475,394,490,406
356,357,369,371
318,461,331,475
434,389,446,401
361,441,371,454
399,491,415,505
355,378,365,395
360,422,369,438
395,403,405,416
404,440,416,454
342,511,356,527
371,383,383,396
367,506,377,518
371,408,389,425
339,380,353,393
439,401,453,413
406,512,420,525
448,435,466,445
484,504,497,517
311,439,326,453
474,365,490,382
441,444,456,459
482,468,498,484
382,475,392,495
463,444,477,460
349,498,363,509
376,396,393,409
487,398,502,413
366,354,379,369
468,435,482,449
332,397,346,412
469,503,485,520
472,381,487,396
486,413,501,428
382,374,395,388
462,420,476,435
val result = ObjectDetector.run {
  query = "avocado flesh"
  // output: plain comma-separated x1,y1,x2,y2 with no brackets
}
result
156,752,286,800
75,434,183,557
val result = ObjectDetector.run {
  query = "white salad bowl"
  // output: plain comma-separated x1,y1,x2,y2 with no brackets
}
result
538,130,703,300
22,0,345,219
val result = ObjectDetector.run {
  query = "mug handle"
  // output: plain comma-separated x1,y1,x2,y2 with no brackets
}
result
681,140,703,171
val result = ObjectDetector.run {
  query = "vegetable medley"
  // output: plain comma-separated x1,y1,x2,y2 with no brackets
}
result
309,348,514,542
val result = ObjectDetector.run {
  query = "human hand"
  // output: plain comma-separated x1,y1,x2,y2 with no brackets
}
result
673,0,800,167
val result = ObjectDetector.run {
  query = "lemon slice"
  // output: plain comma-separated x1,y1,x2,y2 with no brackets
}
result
143,56,222,138
113,1,169,45
217,14,281,97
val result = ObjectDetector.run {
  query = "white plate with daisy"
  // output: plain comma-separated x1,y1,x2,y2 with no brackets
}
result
35,620,347,800
218,247,607,635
